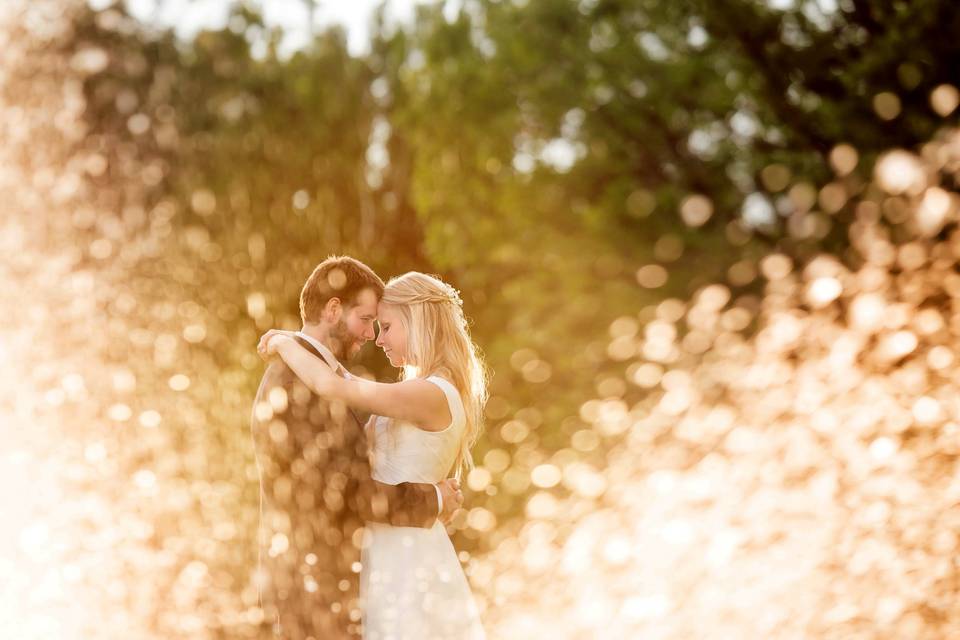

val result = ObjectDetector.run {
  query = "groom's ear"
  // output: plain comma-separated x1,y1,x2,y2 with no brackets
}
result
323,297,342,322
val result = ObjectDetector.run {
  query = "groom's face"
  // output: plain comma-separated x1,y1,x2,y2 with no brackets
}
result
331,287,379,361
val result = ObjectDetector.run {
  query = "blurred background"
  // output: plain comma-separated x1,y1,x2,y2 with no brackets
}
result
3,0,960,637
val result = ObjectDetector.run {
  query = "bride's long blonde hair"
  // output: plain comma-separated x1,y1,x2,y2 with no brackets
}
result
381,272,488,478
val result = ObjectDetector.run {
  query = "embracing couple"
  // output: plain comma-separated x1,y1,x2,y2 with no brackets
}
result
250,256,487,639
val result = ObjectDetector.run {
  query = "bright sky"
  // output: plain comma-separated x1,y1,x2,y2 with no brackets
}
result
100,0,457,57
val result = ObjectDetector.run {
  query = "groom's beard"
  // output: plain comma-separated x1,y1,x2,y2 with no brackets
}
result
329,318,361,362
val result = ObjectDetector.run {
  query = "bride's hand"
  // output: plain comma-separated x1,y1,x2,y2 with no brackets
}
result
257,329,296,360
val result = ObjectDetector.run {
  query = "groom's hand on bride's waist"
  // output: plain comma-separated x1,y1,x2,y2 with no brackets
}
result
436,478,463,525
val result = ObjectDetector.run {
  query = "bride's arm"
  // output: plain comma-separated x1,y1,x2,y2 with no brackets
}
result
267,334,451,431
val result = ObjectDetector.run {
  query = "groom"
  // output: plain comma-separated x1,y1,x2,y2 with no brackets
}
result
251,255,463,639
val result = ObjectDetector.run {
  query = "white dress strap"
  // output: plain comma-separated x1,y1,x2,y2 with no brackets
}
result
424,375,466,432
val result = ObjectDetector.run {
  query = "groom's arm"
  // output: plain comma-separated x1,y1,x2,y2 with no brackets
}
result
352,470,440,529
261,362,442,529
341,418,441,529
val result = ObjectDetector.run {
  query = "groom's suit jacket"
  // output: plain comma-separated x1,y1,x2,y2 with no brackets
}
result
251,336,439,639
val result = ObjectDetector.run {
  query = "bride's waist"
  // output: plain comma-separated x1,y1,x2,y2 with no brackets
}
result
370,467,446,484
368,451,455,483
364,520,445,535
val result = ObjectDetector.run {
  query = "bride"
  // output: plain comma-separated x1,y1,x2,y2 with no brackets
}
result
260,271,487,640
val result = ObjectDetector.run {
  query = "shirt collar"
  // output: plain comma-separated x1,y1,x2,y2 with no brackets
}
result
295,331,343,373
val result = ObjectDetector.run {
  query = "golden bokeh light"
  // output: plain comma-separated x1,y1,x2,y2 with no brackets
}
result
679,194,714,227
873,91,902,121
760,163,791,192
829,143,859,176
5,1,960,638
636,264,669,289
472,129,960,638
875,150,927,196
930,84,959,117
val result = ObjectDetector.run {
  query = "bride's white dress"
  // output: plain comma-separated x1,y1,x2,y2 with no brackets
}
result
360,375,485,640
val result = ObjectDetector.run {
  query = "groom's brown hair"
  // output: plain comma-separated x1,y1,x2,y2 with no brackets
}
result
300,255,385,324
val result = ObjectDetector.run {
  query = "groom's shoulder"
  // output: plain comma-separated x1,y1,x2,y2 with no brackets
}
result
255,359,328,409
255,360,296,397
